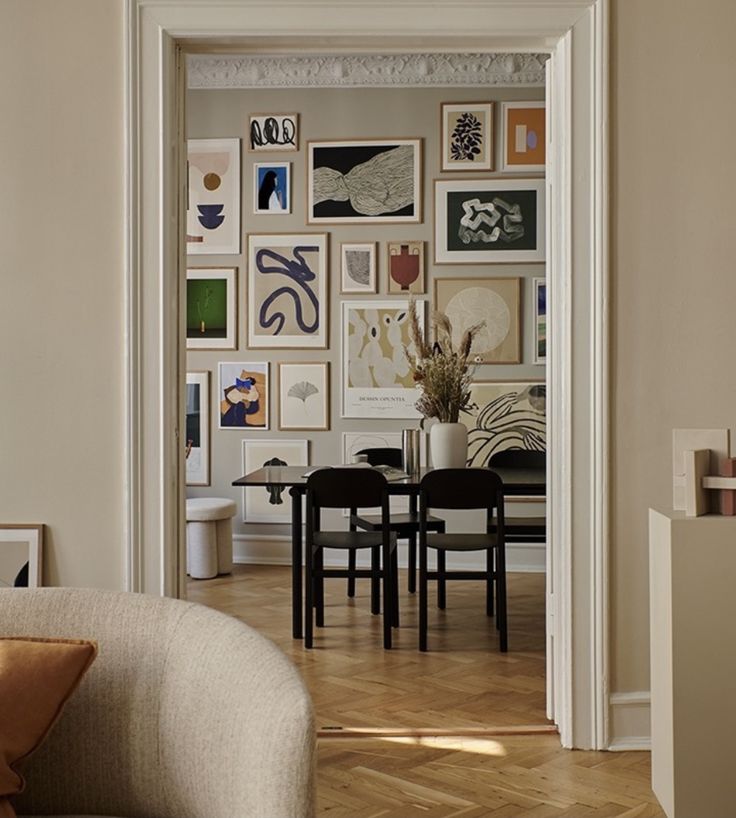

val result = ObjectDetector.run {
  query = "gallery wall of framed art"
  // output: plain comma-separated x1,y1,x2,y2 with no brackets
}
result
184,83,547,540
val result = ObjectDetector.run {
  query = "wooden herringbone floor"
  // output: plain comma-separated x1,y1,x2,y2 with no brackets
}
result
187,564,549,730
317,735,664,817
188,565,664,817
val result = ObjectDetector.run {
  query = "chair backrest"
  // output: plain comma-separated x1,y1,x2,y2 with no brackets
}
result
420,468,504,512
306,467,388,510
489,448,546,470
356,447,403,468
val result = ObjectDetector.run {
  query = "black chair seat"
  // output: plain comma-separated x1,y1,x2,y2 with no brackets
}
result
426,532,498,552
350,512,445,536
314,530,398,550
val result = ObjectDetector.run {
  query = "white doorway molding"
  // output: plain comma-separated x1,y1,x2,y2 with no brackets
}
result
124,0,609,750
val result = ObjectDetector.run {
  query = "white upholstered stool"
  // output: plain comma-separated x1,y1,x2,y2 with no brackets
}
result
186,497,237,580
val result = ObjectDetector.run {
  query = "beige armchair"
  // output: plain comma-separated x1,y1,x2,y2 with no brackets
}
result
0,588,315,818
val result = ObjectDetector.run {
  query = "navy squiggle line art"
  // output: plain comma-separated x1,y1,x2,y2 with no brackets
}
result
256,246,320,336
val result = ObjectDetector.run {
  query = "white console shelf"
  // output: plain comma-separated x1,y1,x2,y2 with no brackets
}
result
649,508,736,818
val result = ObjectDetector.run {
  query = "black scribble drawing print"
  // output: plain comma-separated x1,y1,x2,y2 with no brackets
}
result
450,113,483,162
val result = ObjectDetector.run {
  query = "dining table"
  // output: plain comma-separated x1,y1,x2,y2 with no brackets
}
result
232,464,546,639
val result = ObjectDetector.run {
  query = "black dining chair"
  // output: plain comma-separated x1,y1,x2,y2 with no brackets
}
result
305,468,398,650
418,468,507,652
488,450,546,543
348,447,446,596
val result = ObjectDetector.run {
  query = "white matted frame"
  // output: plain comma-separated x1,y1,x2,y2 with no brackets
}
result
0,525,43,588
185,371,210,485
278,361,330,430
340,242,377,294
125,0,609,752
241,439,308,523
253,161,291,214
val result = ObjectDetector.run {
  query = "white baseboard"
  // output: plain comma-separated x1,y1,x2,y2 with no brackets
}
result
233,533,546,573
608,691,651,751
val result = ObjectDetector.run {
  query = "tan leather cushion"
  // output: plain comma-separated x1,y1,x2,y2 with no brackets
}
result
0,638,97,818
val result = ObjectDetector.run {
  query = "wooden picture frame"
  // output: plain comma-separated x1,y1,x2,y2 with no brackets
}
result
241,439,308,523
0,525,43,588
186,138,240,255
441,101,494,171
186,267,237,350
434,276,521,364
307,138,422,224
278,362,330,430
387,240,425,294
247,233,329,349
218,361,269,430
434,177,546,264
461,380,546,466
248,113,299,152
253,162,291,214
185,371,210,486
534,277,547,364
340,242,377,294
501,101,546,172
341,299,425,419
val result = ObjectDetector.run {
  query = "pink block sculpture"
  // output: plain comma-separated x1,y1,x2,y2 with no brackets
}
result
719,457,736,515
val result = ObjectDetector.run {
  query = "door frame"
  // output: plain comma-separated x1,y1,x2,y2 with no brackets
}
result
124,0,609,750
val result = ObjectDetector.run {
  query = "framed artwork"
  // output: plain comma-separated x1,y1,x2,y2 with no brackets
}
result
307,138,422,224
185,371,210,486
341,299,425,419
501,101,546,172
247,233,328,349
186,268,237,350
461,381,546,467
340,242,377,294
241,439,308,523
434,277,520,364
387,241,425,294
186,138,240,255
0,525,43,588
278,362,330,431
434,178,545,264
248,113,299,152
441,102,494,171
218,362,269,430
534,277,547,364
253,162,291,214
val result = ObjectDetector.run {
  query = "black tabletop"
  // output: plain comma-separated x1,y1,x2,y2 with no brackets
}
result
233,465,546,496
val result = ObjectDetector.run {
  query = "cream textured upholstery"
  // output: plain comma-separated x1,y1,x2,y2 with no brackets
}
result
186,498,237,579
0,588,315,818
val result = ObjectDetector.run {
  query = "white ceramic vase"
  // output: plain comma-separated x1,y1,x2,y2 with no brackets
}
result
429,422,468,469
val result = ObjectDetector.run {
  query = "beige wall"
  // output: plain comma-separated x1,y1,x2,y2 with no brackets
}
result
186,86,545,544
0,0,125,588
612,0,736,692
4,0,736,698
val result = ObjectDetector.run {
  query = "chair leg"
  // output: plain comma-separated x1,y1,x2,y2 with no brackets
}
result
407,533,416,593
382,540,393,649
437,550,446,610
486,548,494,617
347,549,357,598
316,548,325,628
305,546,314,649
419,541,428,651
371,546,380,615
391,547,400,628
497,544,508,652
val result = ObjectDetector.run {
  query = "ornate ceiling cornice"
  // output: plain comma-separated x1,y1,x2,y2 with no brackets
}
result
186,53,547,89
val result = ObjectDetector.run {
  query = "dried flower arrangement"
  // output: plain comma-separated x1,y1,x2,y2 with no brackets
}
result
405,299,485,423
